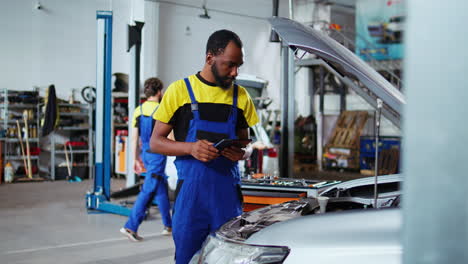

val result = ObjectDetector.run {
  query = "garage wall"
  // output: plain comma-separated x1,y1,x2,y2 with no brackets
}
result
0,0,286,107
156,0,287,110
0,0,132,99
293,0,331,118
1,0,400,148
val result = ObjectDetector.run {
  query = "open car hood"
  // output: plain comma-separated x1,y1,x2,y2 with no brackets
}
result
269,17,405,121
217,175,402,242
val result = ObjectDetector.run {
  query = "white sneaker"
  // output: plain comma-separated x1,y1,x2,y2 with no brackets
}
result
120,227,143,242
161,227,172,236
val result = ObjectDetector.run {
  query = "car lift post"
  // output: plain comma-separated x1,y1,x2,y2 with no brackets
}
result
85,11,131,216
126,21,144,188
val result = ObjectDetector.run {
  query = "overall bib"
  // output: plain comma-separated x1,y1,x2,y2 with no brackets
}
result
124,104,172,232
172,78,243,264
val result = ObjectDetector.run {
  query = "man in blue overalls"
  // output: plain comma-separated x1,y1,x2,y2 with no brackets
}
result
120,77,172,241
150,30,259,263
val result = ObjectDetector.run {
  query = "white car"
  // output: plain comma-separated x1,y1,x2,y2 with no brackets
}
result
190,16,406,264
190,175,402,263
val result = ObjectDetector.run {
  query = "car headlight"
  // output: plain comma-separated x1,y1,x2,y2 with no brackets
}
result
190,233,290,264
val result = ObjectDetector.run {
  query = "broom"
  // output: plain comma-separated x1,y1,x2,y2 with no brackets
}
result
16,120,29,176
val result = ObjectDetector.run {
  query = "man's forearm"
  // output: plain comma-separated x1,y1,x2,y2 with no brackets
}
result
131,127,140,160
150,135,193,156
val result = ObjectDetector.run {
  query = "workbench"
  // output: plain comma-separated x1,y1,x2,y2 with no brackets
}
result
240,177,340,211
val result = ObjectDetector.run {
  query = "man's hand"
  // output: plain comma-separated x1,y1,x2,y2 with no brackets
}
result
190,140,220,162
134,158,145,174
221,146,245,162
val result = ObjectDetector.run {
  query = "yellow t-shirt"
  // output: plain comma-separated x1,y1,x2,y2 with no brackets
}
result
132,101,160,129
155,73,259,142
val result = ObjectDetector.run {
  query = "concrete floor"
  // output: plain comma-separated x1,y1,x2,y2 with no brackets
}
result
0,169,367,264
0,179,175,264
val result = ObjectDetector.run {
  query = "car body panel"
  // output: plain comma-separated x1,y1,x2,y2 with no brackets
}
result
246,209,401,264
216,174,401,242
319,174,402,197
268,17,405,116
197,175,403,263
319,174,403,207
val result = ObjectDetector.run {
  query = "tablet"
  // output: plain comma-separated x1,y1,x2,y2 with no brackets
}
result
214,139,252,151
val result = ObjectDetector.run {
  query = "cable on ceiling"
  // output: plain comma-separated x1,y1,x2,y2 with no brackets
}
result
148,0,269,21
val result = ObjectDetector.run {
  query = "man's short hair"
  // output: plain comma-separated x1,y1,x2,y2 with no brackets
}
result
206,30,243,56
144,77,163,98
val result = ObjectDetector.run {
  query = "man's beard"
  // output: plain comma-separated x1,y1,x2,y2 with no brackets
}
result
211,62,234,89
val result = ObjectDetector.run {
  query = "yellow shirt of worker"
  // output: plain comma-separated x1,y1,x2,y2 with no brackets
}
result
132,101,160,129
155,73,258,142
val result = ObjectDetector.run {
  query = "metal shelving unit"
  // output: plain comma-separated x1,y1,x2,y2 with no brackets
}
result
0,88,42,180
112,92,144,177
60,126,91,131
49,103,94,180
59,112,89,117
55,149,90,154
5,156,40,161
1,138,39,143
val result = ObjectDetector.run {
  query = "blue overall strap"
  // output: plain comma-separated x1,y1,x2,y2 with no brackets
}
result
183,78,200,120
138,103,143,128
231,84,239,122
151,104,159,116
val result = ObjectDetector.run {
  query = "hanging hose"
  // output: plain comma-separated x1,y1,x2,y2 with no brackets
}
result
81,86,96,104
